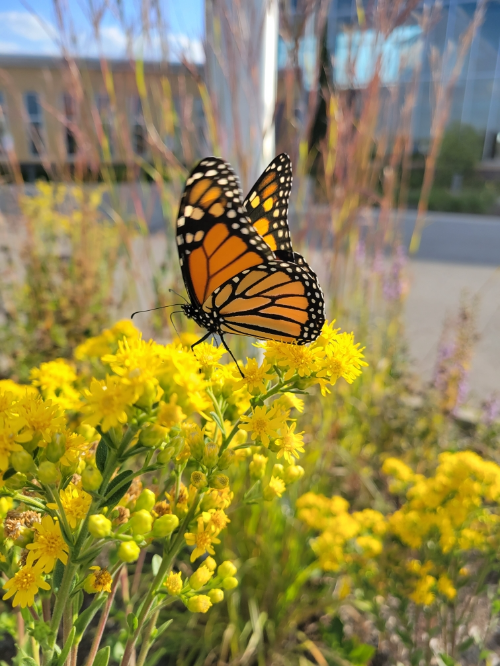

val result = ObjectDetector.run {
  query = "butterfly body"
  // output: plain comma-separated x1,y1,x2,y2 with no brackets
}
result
176,155,325,353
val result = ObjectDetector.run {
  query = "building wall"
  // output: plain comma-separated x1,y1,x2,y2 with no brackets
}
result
0,56,205,178
327,0,500,160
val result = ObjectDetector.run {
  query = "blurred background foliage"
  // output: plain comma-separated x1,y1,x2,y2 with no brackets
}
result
1,0,499,664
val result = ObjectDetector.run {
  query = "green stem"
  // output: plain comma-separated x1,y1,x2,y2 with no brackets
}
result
46,561,77,661
120,493,202,666
135,610,159,666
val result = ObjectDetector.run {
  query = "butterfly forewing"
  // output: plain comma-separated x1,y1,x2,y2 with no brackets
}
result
243,153,294,261
176,157,275,308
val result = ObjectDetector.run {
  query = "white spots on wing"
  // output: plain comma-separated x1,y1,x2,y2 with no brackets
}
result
206,169,217,177
240,227,249,234
231,223,240,229
218,178,228,185
194,230,205,242
227,209,237,218
177,236,184,245
177,216,185,227
184,205,193,217
191,207,204,220
186,233,194,243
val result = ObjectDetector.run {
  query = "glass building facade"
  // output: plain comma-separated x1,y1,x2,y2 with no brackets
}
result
327,0,500,160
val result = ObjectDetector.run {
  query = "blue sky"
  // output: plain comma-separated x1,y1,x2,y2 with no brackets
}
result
0,0,205,61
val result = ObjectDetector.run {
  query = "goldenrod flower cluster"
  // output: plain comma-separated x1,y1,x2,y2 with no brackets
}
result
0,318,365,662
299,450,500,609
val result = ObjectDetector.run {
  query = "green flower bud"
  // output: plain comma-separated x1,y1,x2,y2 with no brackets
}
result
135,380,158,409
157,446,175,464
170,436,185,457
187,595,212,613
221,577,238,590
60,461,79,476
190,471,208,489
81,465,103,492
272,464,285,479
217,561,237,579
88,514,112,538
284,465,305,484
118,541,141,563
208,588,224,604
135,489,156,512
108,427,123,446
37,461,59,485
249,454,267,479
207,473,229,490
46,433,66,463
152,514,179,537
10,450,34,474
189,565,213,591
139,424,168,449
202,442,219,469
21,434,42,454
186,426,205,461
15,526,34,548
129,510,153,536
217,449,235,470
5,473,27,490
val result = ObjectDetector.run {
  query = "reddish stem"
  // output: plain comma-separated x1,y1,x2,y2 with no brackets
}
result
84,566,122,666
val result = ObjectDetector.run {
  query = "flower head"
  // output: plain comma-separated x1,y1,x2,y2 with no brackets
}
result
82,376,135,432
239,404,284,447
202,509,230,535
235,358,273,394
26,515,69,572
192,341,226,373
275,422,305,464
16,395,66,444
86,567,113,593
2,563,50,608
184,516,221,562
47,483,92,529
165,571,183,595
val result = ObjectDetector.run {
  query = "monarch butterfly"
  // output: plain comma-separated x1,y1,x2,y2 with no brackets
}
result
174,154,325,368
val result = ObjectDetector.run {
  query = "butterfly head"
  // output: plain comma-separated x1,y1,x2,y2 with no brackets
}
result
181,303,217,334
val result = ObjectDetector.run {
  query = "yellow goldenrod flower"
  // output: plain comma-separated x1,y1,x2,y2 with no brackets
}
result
260,342,323,381
189,564,213,590
263,476,286,500
29,360,80,411
0,389,20,420
239,404,283,447
184,516,221,562
84,567,113,593
202,509,230,535
2,563,50,608
187,595,212,613
201,487,234,511
25,515,69,572
409,575,436,606
275,422,305,464
82,376,135,432
0,380,37,400
275,392,304,413
317,332,368,388
437,574,456,600
59,431,92,468
16,395,66,445
315,320,340,347
234,358,273,394
0,418,24,471
192,341,226,372
47,483,92,529
165,571,183,595
156,397,187,429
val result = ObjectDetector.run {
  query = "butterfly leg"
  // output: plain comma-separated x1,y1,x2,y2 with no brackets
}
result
191,331,213,350
220,335,245,379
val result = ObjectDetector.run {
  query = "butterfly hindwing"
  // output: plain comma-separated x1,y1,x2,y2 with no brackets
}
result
243,153,294,260
176,157,275,308
202,259,325,344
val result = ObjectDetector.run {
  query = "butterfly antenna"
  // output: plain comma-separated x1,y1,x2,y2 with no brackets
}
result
131,304,185,319
169,289,188,304
220,335,245,378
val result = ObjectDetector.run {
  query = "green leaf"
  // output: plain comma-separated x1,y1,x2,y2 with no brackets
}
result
152,554,162,576
2,468,16,480
94,646,110,666
458,637,475,652
153,619,173,641
127,612,138,633
96,439,108,473
21,659,38,666
56,627,76,666
74,596,106,642
438,653,457,666
209,411,225,432
52,561,65,591
101,471,134,508
348,643,376,665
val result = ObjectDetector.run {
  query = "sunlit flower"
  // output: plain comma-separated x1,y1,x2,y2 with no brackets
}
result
156,397,187,429
202,509,230,535
239,404,283,447
59,431,92,467
2,563,50,608
185,516,221,562
0,418,24,470
192,341,226,372
82,376,135,432
275,422,305,464
317,332,368,388
26,515,69,572
86,566,113,593
47,483,92,529
165,571,183,595
75,320,140,360
30,359,80,410
16,395,66,444
234,358,273,394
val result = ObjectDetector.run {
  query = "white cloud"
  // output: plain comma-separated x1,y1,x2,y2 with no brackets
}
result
0,11,58,43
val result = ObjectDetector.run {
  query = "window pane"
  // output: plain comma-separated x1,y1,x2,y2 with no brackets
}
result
25,93,41,118
473,3,500,75
463,77,493,132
